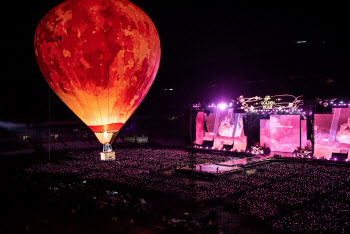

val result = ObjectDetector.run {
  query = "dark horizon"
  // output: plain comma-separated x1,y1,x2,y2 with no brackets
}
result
3,2,349,121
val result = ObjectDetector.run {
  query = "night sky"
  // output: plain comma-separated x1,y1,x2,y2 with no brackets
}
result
2,2,349,122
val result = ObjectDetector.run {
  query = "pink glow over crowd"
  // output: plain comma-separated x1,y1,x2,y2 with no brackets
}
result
25,148,350,233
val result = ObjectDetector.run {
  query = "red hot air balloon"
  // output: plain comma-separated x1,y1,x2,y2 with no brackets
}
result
34,0,161,150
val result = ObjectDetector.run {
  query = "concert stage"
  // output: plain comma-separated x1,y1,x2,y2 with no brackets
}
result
180,152,281,175
190,95,350,161
195,163,240,173
268,151,295,158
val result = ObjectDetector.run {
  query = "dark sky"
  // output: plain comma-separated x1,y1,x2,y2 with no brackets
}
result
2,2,349,121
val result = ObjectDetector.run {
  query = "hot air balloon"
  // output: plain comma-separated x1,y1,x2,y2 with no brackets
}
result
34,0,161,154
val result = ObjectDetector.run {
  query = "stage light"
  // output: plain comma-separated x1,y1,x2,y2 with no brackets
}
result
317,157,319,159
335,158,337,161
218,103,227,110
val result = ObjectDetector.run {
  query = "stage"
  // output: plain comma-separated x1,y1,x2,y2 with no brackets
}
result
195,163,240,173
180,151,300,175
180,151,294,175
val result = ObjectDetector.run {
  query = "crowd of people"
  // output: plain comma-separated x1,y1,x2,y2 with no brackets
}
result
26,148,230,174
25,148,350,233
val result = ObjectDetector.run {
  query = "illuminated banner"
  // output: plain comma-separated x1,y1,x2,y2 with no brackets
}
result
236,94,303,111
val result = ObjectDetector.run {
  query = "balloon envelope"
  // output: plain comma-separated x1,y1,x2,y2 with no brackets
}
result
34,0,161,144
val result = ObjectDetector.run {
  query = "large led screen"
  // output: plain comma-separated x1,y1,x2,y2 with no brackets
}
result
203,112,217,141
214,110,246,150
314,108,350,158
301,119,308,148
260,119,270,147
217,108,235,138
194,112,204,145
231,113,247,151
194,111,217,143
261,118,307,151
270,115,301,152
195,107,246,150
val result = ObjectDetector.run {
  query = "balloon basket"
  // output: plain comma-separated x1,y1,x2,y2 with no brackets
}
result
100,151,116,161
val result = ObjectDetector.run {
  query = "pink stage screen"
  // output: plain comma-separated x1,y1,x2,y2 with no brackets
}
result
260,119,270,147
195,107,246,150
261,118,308,152
193,111,217,143
270,115,301,152
301,120,308,148
213,108,235,148
314,108,350,158
203,112,216,141
194,112,204,145
214,110,246,150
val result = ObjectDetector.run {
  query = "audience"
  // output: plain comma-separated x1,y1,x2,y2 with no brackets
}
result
25,148,350,233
